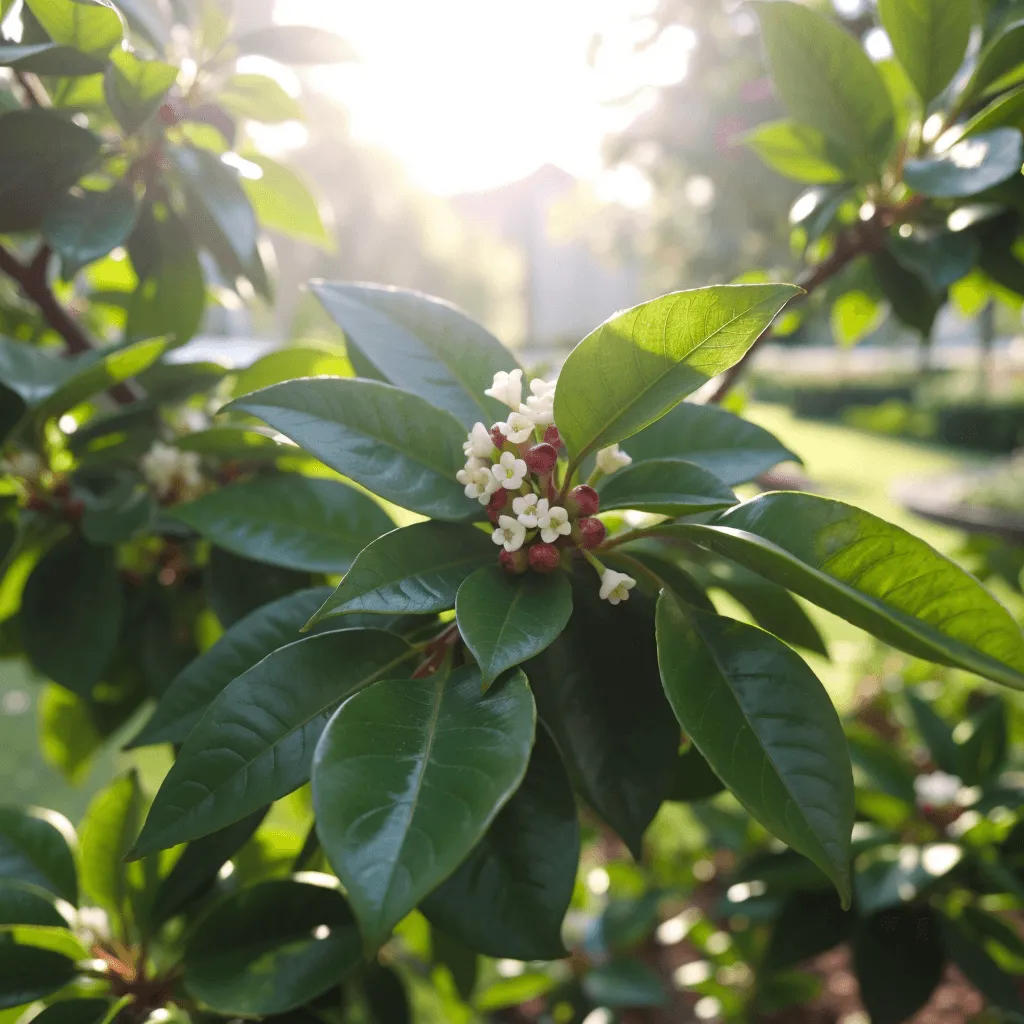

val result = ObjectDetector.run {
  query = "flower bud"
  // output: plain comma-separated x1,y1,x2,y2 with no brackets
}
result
568,484,600,517
64,498,85,524
499,548,528,575
544,425,563,450
158,101,180,126
528,542,561,574
488,489,508,512
523,443,558,475
574,516,606,549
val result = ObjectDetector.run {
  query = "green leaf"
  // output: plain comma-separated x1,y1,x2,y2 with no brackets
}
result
28,1000,111,1024
129,588,333,748
311,522,495,624
0,111,102,233
105,49,177,133
878,0,973,105
904,129,1023,198
456,567,573,687
182,880,362,1016
754,1,896,179
173,426,284,461
170,475,393,574
0,882,66,928
941,913,1024,1013
431,927,478,1001
955,696,1008,785
963,85,1024,136
229,378,469,520
312,282,516,428
668,744,726,802
78,773,141,920
596,459,736,516
887,231,979,292
42,185,138,277
421,723,579,960
21,536,123,697
905,692,959,774
363,965,410,1024
219,74,304,123
131,629,414,856
872,246,943,337
678,492,1024,690
582,961,666,1009
656,595,854,904
231,25,356,64
0,945,76,1010
855,843,963,914
24,0,122,57
205,547,312,628
241,156,333,251
230,344,351,396
960,18,1024,108
743,119,849,183
764,891,851,971
0,43,104,75
475,973,555,1012
312,664,535,950
0,807,77,904
553,284,800,465
831,290,886,347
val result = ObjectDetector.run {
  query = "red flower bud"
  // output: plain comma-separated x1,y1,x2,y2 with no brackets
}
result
544,425,563,450
499,548,528,575
158,101,180,126
490,426,507,450
575,516,606,549
24,495,51,514
64,499,85,524
528,542,560,574
488,489,508,513
524,443,558,475
569,484,600,517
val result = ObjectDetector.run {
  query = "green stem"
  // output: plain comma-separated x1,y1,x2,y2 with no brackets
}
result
599,523,677,552
606,551,669,595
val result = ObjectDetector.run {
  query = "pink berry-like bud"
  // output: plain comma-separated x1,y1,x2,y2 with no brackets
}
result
500,549,528,575
490,426,507,450
488,489,508,513
528,543,560,574
524,443,558,475
569,484,600,517
544,425,563,449
575,516,606,549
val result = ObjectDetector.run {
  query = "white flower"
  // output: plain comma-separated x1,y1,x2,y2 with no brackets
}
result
523,377,557,426
74,906,111,947
140,442,204,501
513,492,540,526
497,411,535,444
484,369,523,410
537,503,571,543
492,515,526,552
457,460,498,502
1,451,43,481
914,771,962,808
596,444,633,475
492,451,528,490
463,422,494,459
599,568,636,605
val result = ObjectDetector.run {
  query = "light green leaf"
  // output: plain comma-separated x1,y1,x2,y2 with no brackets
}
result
963,85,1024,136
0,807,77,905
230,344,351,396
312,282,515,428
675,492,1024,690
241,156,333,251
959,18,1024,108
42,185,138,277
310,522,495,624
753,0,896,180
596,459,737,515
170,475,393,574
878,0,973,105
229,377,470,520
39,686,102,786
231,25,356,64
78,773,141,919
219,73,304,123
312,664,535,950
656,594,854,904
830,290,886,347
904,128,1023,198
105,49,177,133
174,426,285,461
553,284,799,465
456,567,573,687
24,0,122,57
743,119,849,183
130,629,414,857
0,43,104,75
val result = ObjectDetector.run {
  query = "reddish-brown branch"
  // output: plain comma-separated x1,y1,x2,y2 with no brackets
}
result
411,622,461,678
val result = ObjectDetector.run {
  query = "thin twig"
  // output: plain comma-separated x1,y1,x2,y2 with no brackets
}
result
14,70,49,108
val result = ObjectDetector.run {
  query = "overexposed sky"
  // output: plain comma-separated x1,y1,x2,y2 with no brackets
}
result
273,0,694,197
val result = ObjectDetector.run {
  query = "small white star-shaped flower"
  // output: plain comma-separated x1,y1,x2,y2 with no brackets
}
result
497,410,535,444
523,377,556,426
492,515,526,552
914,771,962,808
463,421,494,459
599,568,636,605
512,492,540,526
596,443,633,475
537,502,571,543
484,369,523,410
492,451,528,490
457,460,498,502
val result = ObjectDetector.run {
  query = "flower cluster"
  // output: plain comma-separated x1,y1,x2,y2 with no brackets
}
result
459,369,637,604
140,441,205,503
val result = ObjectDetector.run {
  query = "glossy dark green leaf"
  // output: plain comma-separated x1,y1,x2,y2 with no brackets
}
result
105,49,177,133
597,459,736,516
205,546,312,628
311,522,495,624
241,155,333,250
887,231,979,292
853,908,943,1024
81,482,154,545
363,964,410,1024
878,0,973,104
676,493,1024,690
219,73,304,124
0,111,102,233
657,595,854,904
955,696,1008,785
905,692,959,774
622,401,799,486
753,1,896,180
764,890,851,971
743,119,848,183
0,945,76,1010
553,284,799,465
24,0,122,56
231,25,356,64
42,185,138,277
582,961,666,1009
668,744,726,802
421,724,578,960
941,913,1024,1013
905,129,1023,198
229,378,469,519
170,475,393,574
431,927,479,1001
131,629,414,857
0,807,77,904
873,246,943,337
312,282,515,428
183,880,362,1016
0,42,104,75
960,18,1024,108
21,536,123,697
78,773,141,920
0,882,66,928
312,664,535,950
29,999,111,1024
525,575,678,857
130,587,333,748
456,567,573,687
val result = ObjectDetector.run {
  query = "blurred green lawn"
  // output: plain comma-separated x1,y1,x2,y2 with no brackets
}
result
0,403,1005,815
